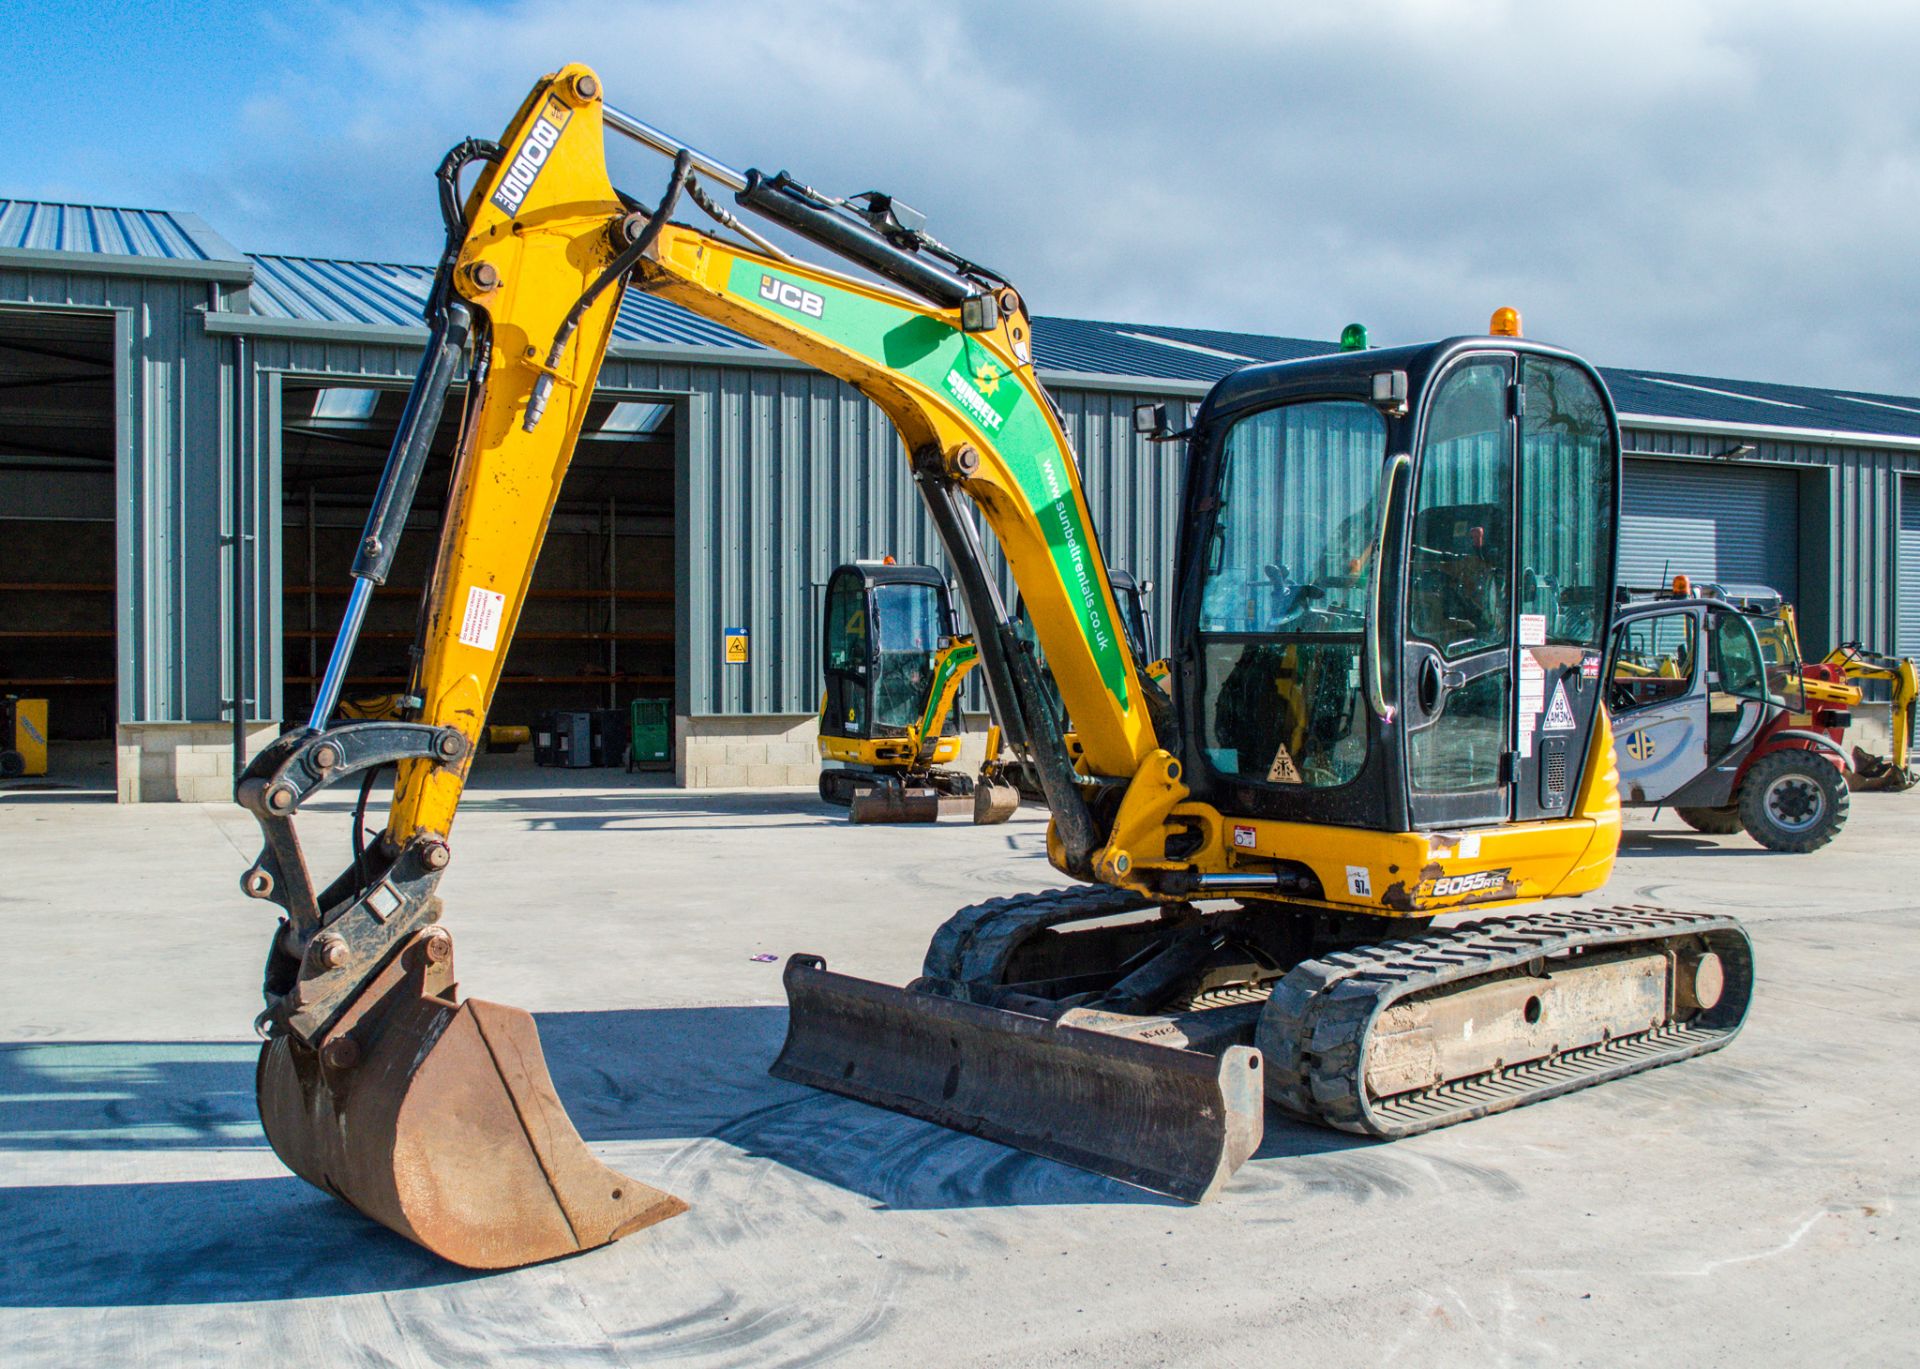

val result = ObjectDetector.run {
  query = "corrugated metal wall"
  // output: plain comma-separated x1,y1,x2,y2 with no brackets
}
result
0,261,267,728
1624,427,1919,655
10,250,1916,738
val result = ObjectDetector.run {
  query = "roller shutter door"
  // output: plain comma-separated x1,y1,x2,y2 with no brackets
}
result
1619,460,1799,601
1900,479,1920,656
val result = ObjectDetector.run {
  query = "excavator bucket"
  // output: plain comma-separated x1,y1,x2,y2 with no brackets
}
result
772,955,1263,1202
257,929,686,1269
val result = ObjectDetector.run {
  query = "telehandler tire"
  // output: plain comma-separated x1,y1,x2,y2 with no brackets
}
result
1675,805,1742,835
1738,750,1849,852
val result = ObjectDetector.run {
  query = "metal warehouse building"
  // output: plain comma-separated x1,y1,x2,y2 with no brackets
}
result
4,195,1919,801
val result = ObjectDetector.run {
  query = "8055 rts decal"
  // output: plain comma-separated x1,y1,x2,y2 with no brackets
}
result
490,98,574,215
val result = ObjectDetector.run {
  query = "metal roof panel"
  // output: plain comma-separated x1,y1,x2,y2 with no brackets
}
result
0,199,242,261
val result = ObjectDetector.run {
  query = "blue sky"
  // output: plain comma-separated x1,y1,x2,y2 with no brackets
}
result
8,1,1919,394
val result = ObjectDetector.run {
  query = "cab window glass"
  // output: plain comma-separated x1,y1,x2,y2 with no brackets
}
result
1711,613,1771,703
825,576,866,674
1610,611,1697,712
1518,358,1613,647
1407,359,1512,795
1197,399,1385,789
1408,362,1510,658
871,582,944,730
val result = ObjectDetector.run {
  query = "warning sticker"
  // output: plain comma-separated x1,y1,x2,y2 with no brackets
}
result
1266,744,1303,785
1233,824,1257,849
1519,613,1547,647
458,586,505,652
1345,865,1373,899
1519,653,1546,713
723,627,749,664
1543,680,1577,731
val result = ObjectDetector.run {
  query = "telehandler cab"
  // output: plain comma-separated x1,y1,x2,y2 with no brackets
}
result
236,64,1751,1269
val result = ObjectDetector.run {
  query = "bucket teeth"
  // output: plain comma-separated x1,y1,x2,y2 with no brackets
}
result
772,954,1263,1203
257,930,686,1269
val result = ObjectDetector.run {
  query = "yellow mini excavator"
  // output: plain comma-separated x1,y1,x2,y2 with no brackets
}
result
814,559,1020,823
238,64,1753,1270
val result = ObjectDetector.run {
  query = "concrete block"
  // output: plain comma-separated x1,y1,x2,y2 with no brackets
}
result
178,776,232,804
702,764,748,788
745,764,789,787
785,764,822,786
140,755,176,783
173,750,225,779
765,742,815,766
681,741,730,768
724,743,769,767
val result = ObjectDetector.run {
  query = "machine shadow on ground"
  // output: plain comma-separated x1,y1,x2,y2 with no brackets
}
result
0,999,1367,1306
1618,832,1793,858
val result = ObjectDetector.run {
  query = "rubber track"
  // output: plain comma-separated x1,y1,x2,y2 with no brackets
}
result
1258,905,1753,1138
919,886,1159,985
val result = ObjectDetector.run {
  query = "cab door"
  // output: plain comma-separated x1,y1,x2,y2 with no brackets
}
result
1403,356,1516,826
1607,605,1708,803
1403,353,1617,827
821,567,873,740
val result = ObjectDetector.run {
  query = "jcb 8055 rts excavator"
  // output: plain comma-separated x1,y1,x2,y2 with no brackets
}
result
815,559,1019,823
237,64,1752,1270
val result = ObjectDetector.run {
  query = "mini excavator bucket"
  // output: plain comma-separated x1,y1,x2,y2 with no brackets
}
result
256,926,686,1269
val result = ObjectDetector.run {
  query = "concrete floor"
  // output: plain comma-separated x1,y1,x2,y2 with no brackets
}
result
0,768,1913,1366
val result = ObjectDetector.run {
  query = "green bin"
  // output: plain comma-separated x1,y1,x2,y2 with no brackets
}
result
628,697,671,769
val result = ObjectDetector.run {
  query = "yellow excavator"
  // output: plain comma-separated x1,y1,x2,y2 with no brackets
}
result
1821,642,1917,791
237,64,1753,1270
814,559,1019,822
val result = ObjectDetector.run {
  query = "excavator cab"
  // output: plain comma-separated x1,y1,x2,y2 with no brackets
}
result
817,561,1014,821
1178,340,1618,828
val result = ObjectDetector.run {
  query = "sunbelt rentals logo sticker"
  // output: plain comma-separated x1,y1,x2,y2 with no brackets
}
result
944,337,1019,435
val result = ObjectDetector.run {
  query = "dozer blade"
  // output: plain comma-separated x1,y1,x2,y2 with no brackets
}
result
772,955,1263,1203
850,786,969,823
258,929,686,1269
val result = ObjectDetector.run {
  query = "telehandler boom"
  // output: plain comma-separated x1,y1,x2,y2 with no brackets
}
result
237,64,1752,1269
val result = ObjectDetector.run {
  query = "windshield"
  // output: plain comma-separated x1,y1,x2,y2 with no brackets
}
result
1197,399,1387,789
871,581,945,730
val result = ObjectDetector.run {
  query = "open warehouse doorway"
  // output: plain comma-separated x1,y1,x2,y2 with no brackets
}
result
279,379,679,770
0,307,116,785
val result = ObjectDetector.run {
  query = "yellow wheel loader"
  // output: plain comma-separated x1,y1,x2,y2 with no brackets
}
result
814,560,1019,823
237,64,1752,1269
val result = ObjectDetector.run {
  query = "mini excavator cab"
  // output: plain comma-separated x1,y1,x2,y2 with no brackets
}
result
816,561,1013,820
1176,339,1618,830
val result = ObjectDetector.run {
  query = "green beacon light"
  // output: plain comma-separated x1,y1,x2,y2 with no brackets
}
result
1340,322,1369,351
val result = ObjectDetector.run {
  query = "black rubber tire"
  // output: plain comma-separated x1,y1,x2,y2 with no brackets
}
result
818,770,855,807
1737,750,1850,853
1675,805,1743,835
0,750,22,778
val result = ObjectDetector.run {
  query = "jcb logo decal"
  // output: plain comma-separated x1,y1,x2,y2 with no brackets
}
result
759,274,825,319
490,99,573,215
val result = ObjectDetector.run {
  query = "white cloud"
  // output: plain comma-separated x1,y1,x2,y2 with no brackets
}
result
150,0,1920,391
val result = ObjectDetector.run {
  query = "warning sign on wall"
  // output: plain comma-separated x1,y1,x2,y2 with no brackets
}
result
723,627,749,664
